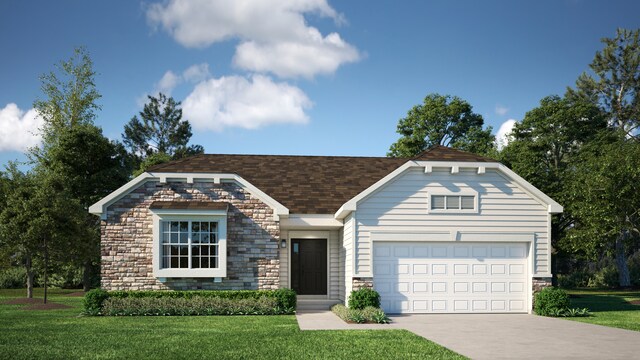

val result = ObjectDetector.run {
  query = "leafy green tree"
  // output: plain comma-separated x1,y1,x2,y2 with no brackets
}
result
0,166,83,300
123,93,204,171
0,166,39,298
567,28,640,138
27,48,129,291
31,47,101,160
499,95,607,278
46,124,131,290
565,138,640,287
388,93,494,157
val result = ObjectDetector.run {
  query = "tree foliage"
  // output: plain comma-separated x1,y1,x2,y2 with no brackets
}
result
123,93,204,161
388,93,494,157
31,47,101,159
567,28,640,138
565,137,640,286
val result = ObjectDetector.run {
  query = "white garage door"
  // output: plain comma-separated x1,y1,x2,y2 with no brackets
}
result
373,242,529,314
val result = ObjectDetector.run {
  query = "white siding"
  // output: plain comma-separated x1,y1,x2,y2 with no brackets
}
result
329,230,340,299
356,168,550,276
342,214,355,303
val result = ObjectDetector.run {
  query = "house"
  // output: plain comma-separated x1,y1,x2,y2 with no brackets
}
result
89,146,562,314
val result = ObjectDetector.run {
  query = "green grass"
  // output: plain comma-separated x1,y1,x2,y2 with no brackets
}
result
0,288,464,360
565,289,640,331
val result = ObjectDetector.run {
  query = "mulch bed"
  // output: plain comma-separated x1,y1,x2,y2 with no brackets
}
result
22,302,73,310
2,298,44,305
628,300,640,305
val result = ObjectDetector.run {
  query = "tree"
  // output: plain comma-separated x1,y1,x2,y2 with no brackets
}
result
566,138,640,287
499,95,607,279
0,166,39,298
122,93,204,170
46,124,131,290
28,47,129,291
0,166,83,300
31,47,101,161
388,93,494,157
567,28,640,139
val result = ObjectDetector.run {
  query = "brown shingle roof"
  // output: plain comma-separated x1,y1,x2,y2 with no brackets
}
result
147,146,496,214
149,201,228,211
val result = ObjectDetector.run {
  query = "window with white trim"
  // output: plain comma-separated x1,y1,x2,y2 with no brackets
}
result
151,212,227,278
431,195,475,210
161,220,219,269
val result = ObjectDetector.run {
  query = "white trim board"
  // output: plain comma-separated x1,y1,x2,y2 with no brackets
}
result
89,172,289,221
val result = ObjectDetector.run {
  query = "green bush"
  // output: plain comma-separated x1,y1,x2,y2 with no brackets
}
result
348,288,380,309
38,265,83,289
84,288,109,315
534,287,571,316
102,296,279,316
84,288,296,316
0,267,26,289
331,304,390,324
628,252,640,287
588,266,619,288
557,270,591,289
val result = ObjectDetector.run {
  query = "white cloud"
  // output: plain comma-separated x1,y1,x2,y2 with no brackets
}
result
183,63,211,83
156,70,181,95
182,74,312,131
495,104,509,116
147,0,360,78
495,119,517,150
0,103,43,152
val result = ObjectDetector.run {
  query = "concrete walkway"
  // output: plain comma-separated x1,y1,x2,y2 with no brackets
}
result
296,311,640,359
295,310,389,330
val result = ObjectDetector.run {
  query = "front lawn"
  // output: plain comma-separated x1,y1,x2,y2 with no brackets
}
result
565,289,640,332
0,289,464,359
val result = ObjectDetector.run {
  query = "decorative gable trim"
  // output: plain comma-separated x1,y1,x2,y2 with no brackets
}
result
88,172,289,220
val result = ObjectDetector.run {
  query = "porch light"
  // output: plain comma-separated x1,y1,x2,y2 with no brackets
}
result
281,239,287,248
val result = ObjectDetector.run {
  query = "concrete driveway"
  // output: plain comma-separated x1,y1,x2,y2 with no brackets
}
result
389,314,640,360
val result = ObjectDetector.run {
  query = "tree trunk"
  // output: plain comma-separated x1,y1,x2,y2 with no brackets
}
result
615,231,631,288
43,236,48,304
83,260,92,292
25,255,34,299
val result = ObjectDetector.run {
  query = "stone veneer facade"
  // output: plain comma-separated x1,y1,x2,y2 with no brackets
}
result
101,180,280,290
352,277,373,291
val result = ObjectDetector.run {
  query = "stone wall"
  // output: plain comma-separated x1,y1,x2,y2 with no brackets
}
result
101,180,280,291
532,277,553,309
352,277,373,291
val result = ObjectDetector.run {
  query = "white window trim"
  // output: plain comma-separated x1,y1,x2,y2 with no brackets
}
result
427,191,479,214
151,210,227,278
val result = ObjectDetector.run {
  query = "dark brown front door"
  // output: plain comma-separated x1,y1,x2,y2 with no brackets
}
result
291,239,327,295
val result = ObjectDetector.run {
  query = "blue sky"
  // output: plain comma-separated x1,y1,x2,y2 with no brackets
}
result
1,0,639,166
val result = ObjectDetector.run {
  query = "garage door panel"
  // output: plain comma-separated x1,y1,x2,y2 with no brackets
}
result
373,242,528,314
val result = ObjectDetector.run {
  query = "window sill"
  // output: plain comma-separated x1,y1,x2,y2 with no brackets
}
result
155,268,227,278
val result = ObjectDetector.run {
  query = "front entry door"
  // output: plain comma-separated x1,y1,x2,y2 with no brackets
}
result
291,239,327,295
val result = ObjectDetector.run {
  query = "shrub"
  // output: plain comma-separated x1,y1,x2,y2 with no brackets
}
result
38,265,83,289
84,288,109,315
557,270,591,289
331,304,390,324
628,252,640,287
588,266,618,288
0,267,26,289
534,287,571,316
348,288,380,309
102,296,280,316
84,288,296,316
